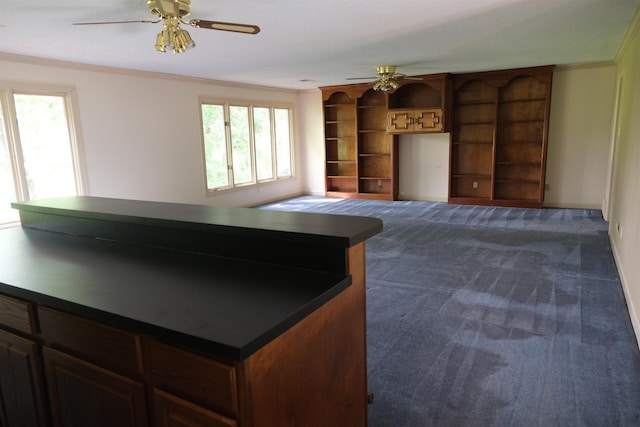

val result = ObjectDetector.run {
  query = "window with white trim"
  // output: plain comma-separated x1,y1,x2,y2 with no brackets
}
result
0,85,86,226
200,100,293,193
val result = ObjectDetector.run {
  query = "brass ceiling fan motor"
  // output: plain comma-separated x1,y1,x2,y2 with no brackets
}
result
74,0,260,53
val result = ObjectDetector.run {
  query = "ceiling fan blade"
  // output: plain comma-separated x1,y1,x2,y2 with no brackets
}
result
189,19,260,34
73,19,159,25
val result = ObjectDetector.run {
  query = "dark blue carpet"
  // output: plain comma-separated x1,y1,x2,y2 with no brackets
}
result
259,196,640,426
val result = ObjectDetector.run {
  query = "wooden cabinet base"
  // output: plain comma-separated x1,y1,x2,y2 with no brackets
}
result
43,346,148,427
153,389,237,427
0,330,47,427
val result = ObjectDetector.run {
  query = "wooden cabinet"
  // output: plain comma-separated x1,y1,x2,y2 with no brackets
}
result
322,85,399,200
2,196,381,426
0,295,47,427
357,89,398,199
449,66,553,208
387,74,451,134
152,389,237,427
143,338,238,420
321,74,449,200
39,308,148,427
323,91,358,196
387,108,443,133
0,329,47,427
43,346,148,427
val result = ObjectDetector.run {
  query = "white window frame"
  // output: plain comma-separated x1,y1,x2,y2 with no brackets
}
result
0,81,88,226
199,97,295,194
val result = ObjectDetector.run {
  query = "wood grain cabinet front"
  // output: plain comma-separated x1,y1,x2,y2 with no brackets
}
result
38,307,143,378
42,346,148,427
0,329,48,427
386,108,444,133
0,294,36,335
143,338,239,419
449,65,554,208
153,389,238,427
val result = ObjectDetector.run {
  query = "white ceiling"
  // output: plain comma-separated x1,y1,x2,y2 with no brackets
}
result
0,0,638,90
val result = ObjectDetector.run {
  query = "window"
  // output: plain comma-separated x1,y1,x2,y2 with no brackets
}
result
0,85,86,225
201,100,293,192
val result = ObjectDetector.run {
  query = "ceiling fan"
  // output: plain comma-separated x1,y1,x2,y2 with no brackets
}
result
74,0,260,53
348,65,423,92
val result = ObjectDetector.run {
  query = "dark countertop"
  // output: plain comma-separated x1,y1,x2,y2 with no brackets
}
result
13,196,383,248
0,226,351,360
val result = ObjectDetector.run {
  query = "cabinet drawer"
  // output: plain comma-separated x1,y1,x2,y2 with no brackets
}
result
0,294,36,335
153,388,237,427
38,307,143,377
144,338,238,417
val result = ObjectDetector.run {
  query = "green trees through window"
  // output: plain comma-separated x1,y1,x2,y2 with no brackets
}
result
201,101,293,192
0,89,84,225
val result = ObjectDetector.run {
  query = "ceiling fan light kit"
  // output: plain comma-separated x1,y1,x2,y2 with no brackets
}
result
373,79,399,92
149,0,195,53
348,65,423,92
154,22,195,53
73,0,260,54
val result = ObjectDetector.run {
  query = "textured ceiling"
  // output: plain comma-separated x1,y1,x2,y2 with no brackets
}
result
0,0,638,90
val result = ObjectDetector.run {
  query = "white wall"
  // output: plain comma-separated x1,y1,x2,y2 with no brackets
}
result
545,64,617,209
397,133,450,202
609,12,640,345
0,55,303,207
295,90,325,195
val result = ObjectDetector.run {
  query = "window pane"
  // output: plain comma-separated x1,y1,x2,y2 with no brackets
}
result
201,104,229,189
274,108,292,178
14,94,76,200
253,107,273,181
0,104,18,223
229,106,252,185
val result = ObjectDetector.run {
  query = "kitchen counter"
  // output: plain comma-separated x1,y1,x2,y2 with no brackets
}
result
0,196,382,426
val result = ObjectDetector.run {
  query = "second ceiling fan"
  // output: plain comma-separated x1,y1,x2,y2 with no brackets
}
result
348,66,423,92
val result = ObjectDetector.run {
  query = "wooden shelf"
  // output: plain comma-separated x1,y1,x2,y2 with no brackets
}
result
321,84,403,200
452,141,494,145
321,73,451,201
452,174,492,178
449,65,554,208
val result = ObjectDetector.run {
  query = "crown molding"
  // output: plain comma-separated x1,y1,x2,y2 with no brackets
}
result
0,52,300,94
554,61,616,72
615,2,640,63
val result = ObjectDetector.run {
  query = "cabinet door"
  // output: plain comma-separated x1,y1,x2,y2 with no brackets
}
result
43,346,148,427
386,109,414,133
387,109,443,133
0,330,47,427
413,108,443,132
153,389,237,427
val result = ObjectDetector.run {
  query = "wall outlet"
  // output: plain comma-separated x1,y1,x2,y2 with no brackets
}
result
472,181,478,189
377,179,382,186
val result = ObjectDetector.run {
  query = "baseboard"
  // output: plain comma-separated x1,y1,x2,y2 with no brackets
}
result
246,191,307,208
398,195,448,203
610,235,640,351
543,201,603,210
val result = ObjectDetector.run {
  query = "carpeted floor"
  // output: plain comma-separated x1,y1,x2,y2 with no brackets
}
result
259,196,640,427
